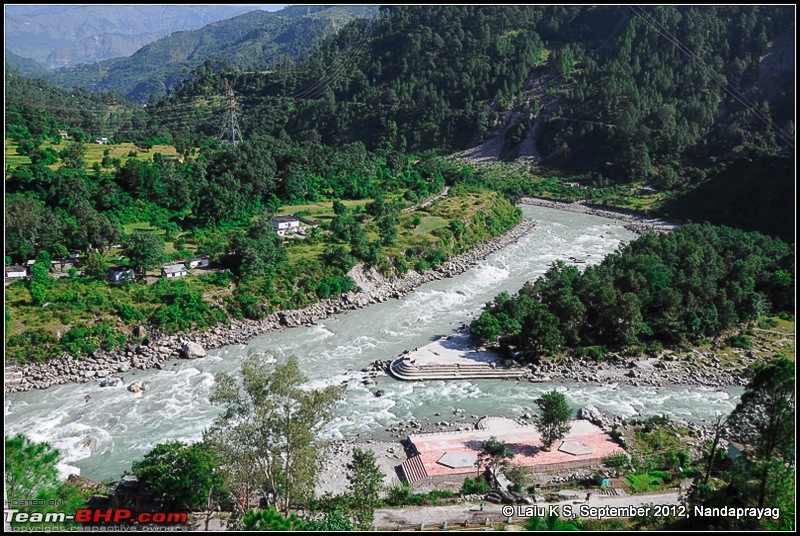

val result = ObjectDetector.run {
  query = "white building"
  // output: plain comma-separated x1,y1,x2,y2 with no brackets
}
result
187,257,210,269
270,215,301,236
6,266,27,279
161,264,187,278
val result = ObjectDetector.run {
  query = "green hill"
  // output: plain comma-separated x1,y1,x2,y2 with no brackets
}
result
658,154,795,242
5,5,256,69
4,49,48,78
44,6,374,103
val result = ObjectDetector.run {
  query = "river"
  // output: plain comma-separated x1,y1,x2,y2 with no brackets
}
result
3,205,742,481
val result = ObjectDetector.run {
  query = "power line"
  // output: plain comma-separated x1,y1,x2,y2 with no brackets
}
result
627,5,795,148
292,14,377,101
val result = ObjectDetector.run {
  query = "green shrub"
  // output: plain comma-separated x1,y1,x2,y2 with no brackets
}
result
625,473,662,493
461,476,492,495
757,318,779,329
116,302,144,322
725,334,752,349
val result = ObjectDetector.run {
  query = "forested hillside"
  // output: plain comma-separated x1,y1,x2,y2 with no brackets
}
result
149,6,793,183
5,6,795,244
4,49,48,78
5,65,149,143
43,6,374,103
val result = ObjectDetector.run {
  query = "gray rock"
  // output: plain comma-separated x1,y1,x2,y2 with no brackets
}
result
99,376,123,388
181,341,207,359
578,404,604,426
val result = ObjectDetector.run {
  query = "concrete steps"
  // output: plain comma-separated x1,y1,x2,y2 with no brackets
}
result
390,359,527,381
400,454,429,483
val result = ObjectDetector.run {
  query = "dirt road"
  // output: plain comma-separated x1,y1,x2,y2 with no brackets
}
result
374,490,681,528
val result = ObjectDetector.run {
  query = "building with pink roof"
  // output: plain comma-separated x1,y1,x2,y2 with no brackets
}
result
400,418,624,486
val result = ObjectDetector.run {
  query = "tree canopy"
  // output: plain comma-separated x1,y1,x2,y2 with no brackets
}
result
207,352,344,515
533,390,573,450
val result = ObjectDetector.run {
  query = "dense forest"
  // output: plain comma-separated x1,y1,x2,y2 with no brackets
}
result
8,6,794,186
147,6,793,179
470,224,794,359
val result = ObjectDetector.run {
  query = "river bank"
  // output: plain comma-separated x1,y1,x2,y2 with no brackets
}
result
5,218,537,394
372,328,757,389
518,197,680,234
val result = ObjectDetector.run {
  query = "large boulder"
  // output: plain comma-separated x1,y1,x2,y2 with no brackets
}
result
99,376,123,388
181,341,206,359
578,404,605,427
128,381,150,393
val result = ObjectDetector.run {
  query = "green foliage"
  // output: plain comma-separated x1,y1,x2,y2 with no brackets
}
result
727,357,794,509
461,475,493,494
477,436,514,490
60,141,86,169
524,513,582,531
241,507,304,531
5,433,60,502
5,329,62,363
302,510,357,531
149,279,227,331
473,224,794,356
207,352,344,514
346,448,383,529
384,482,456,507
125,232,165,276
230,222,288,277
725,334,752,349
5,434,90,529
60,321,127,357
533,390,573,449
132,440,226,511
625,472,665,493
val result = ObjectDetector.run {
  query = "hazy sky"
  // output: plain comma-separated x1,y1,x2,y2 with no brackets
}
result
244,4,287,10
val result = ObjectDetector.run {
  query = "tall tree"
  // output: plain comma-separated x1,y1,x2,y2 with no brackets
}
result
726,356,794,509
131,441,226,512
533,390,573,450
209,352,344,515
346,448,383,529
4,433,60,502
125,232,165,277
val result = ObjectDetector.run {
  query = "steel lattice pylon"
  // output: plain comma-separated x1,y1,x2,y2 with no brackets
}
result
219,80,243,145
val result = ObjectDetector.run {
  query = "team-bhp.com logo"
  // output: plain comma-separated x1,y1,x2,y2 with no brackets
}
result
5,508,187,525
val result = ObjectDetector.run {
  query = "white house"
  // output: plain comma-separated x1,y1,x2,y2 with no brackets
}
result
161,264,187,278
187,257,210,269
6,265,27,279
95,137,109,145
108,267,135,283
270,215,301,236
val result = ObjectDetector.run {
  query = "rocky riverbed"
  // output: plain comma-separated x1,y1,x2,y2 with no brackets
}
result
5,218,537,394
522,348,753,388
365,340,755,390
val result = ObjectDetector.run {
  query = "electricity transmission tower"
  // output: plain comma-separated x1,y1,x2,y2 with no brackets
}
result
219,80,243,145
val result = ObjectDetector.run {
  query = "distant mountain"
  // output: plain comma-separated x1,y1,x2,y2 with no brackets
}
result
44,5,374,103
5,64,148,141
4,5,256,69
4,49,48,78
